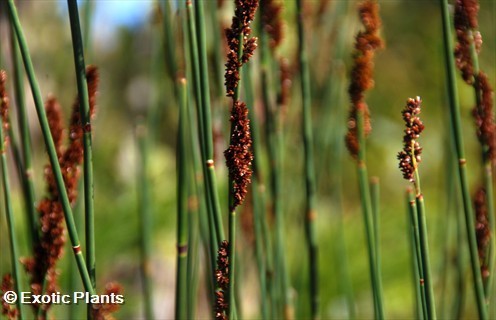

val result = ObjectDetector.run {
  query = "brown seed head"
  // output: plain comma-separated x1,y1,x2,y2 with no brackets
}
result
472,71,496,164
397,97,424,181
92,282,123,320
345,0,383,158
215,241,230,320
1,274,18,319
224,101,253,211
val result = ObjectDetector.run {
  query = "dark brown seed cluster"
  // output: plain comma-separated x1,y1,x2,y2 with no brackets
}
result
224,0,258,211
215,241,230,320
261,0,283,50
22,66,99,314
224,0,259,97
91,282,123,320
224,101,253,211
397,97,424,181
345,0,383,158
0,70,9,146
1,274,18,320
474,187,491,280
454,0,480,83
472,72,496,164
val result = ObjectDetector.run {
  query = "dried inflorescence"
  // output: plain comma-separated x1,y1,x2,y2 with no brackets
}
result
0,70,9,145
224,0,258,211
215,241,230,320
473,72,496,164
397,97,424,181
22,66,99,314
91,282,124,320
225,101,253,211
224,0,259,97
1,275,18,320
454,0,480,83
474,187,491,280
345,0,383,158
261,0,284,50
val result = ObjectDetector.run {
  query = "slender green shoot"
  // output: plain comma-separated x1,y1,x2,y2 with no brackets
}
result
296,0,319,317
10,29,38,249
67,0,96,296
175,78,189,320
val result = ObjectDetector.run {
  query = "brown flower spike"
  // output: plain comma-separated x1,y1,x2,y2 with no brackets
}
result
215,241,230,320
454,0,495,164
22,66,99,315
398,97,424,181
260,0,284,50
345,0,383,158
224,0,258,211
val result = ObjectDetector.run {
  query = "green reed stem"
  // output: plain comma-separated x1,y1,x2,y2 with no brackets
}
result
439,1,488,318
175,79,189,320
370,176,384,317
184,0,219,296
295,1,319,317
194,0,225,246
82,0,93,57
356,108,383,319
412,164,436,319
67,1,96,297
406,189,424,320
9,30,38,249
1,112,24,320
8,0,95,295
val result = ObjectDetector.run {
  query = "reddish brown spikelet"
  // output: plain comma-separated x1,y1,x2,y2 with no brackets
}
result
92,282,123,320
1,274,18,319
345,0,383,158
474,187,491,280
454,0,480,84
45,96,65,159
0,70,10,143
224,0,259,97
22,66,100,315
397,97,424,181
261,0,284,50
224,101,253,211
473,72,496,164
215,241,230,320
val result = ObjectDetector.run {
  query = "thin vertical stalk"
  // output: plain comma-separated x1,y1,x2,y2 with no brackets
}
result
82,0,94,57
412,169,436,319
295,1,319,317
175,79,189,320
184,0,218,290
370,176,384,317
406,189,424,320
194,0,225,246
0,100,24,320
67,0,96,297
7,0,95,295
10,29,38,248
439,0,488,318
356,108,383,319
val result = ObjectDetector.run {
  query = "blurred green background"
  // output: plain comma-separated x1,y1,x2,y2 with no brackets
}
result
0,0,495,319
